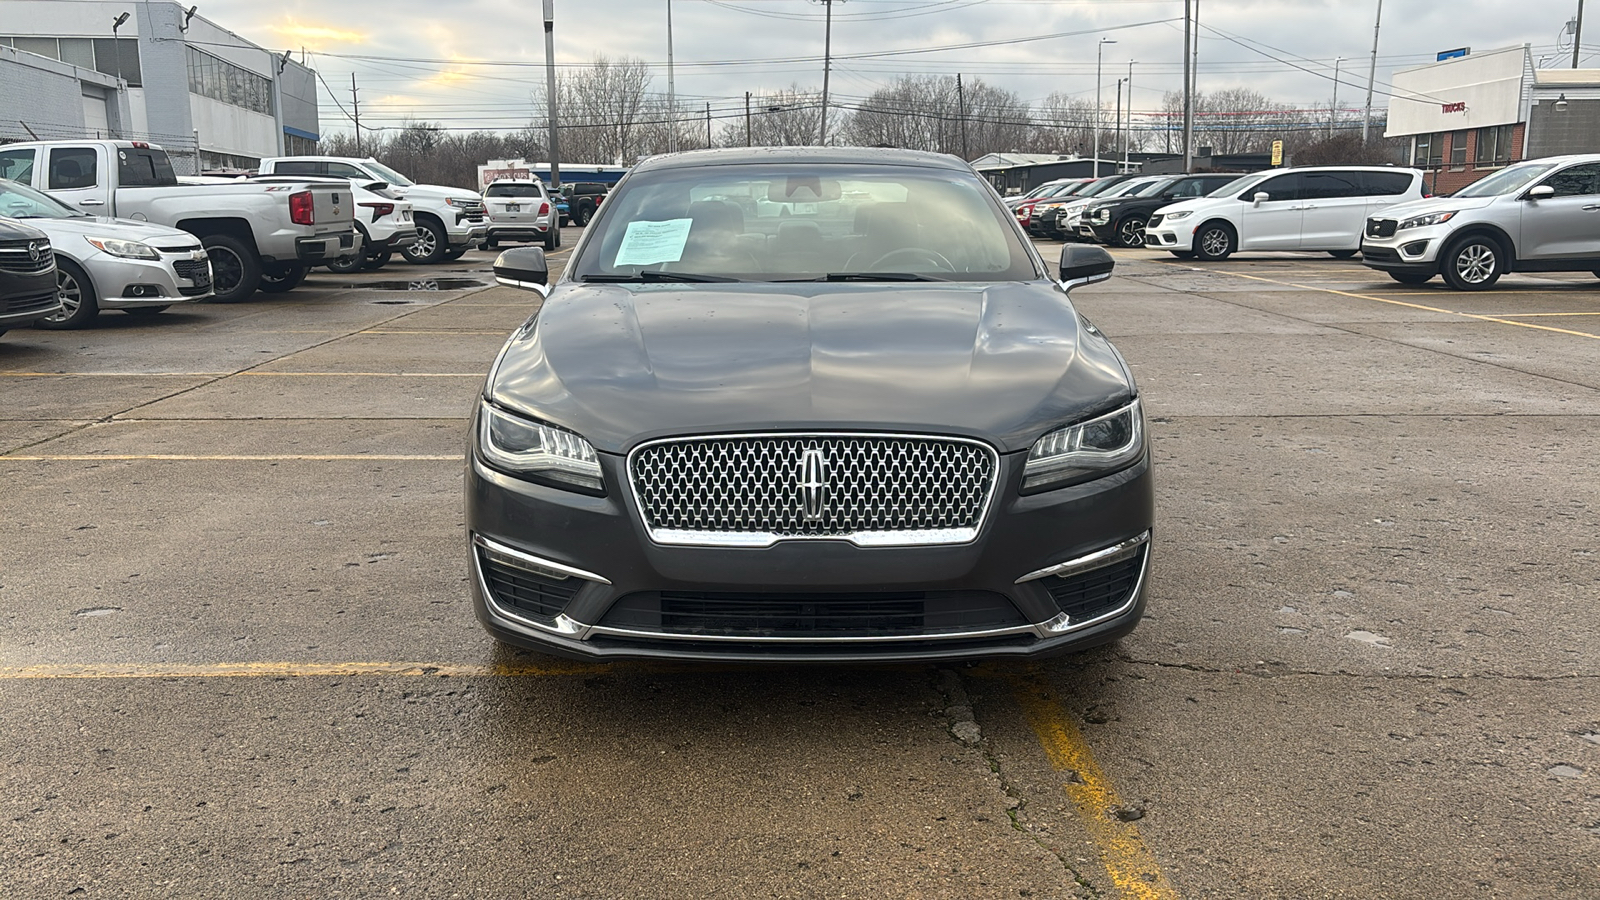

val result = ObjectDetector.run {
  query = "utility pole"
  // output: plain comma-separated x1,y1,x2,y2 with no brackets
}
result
1331,56,1344,136
1114,79,1123,172
706,102,712,148
818,0,843,145
1124,59,1134,173
543,0,560,188
667,0,677,151
1182,0,1193,172
956,73,968,160
1095,37,1116,176
745,92,752,147
1575,0,1587,68
1362,0,1383,144
351,74,362,156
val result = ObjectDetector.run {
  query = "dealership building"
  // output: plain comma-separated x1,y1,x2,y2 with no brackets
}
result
1385,45,1600,194
0,0,320,172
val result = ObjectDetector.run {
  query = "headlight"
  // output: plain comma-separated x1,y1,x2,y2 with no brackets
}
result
478,401,604,492
85,237,160,260
446,198,479,208
1162,210,1193,221
1090,209,1111,223
1023,398,1144,492
1398,211,1456,230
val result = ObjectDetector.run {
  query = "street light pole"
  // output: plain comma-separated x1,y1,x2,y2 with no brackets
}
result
1124,59,1134,173
1182,0,1192,172
818,0,842,145
111,12,129,86
1094,37,1116,177
1362,0,1383,144
1331,56,1344,135
666,0,677,151
543,0,561,188
1574,0,1587,68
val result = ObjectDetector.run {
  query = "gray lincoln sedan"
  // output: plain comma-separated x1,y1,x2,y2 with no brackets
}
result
467,147,1152,662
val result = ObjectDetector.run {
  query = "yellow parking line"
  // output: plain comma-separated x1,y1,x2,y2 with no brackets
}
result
1,454,457,461
1479,311,1600,318
1010,677,1180,900
0,371,483,378
0,660,609,679
1178,264,1600,340
0,372,229,377
360,330,510,335
236,371,483,377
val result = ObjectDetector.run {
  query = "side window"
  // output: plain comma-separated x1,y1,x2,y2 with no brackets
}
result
1540,163,1600,197
1170,179,1207,198
0,148,36,183
1360,172,1414,196
1247,174,1301,202
1301,172,1361,200
274,160,325,176
117,149,178,187
47,147,98,189
325,162,368,179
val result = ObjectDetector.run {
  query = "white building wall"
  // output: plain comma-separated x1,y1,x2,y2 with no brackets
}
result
191,96,277,160
1385,46,1528,137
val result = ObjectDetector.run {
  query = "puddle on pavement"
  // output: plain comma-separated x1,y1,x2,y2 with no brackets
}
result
344,278,488,292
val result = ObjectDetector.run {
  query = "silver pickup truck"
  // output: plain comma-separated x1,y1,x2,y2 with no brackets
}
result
0,140,358,301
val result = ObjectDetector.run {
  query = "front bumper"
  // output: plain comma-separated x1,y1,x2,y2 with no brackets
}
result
0,269,61,327
1142,219,1192,250
1359,223,1450,273
86,247,213,307
445,211,489,248
465,442,1154,663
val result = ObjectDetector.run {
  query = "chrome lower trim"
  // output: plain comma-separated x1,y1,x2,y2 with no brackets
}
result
472,534,611,584
1034,542,1149,635
1014,531,1151,584
584,621,1041,644
471,534,598,638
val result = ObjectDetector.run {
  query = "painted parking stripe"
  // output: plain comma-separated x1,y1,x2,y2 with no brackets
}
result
0,660,609,679
1011,677,1181,900
1,454,458,461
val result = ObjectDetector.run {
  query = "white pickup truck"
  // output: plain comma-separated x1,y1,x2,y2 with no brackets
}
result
0,140,358,302
257,156,486,264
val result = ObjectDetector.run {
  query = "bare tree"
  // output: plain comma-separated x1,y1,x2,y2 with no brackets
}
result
714,86,824,148
841,75,1028,158
554,55,655,164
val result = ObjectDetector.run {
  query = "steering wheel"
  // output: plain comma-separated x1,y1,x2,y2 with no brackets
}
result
866,247,955,272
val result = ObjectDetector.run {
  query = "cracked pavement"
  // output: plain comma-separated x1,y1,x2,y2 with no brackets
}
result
2,242,1597,898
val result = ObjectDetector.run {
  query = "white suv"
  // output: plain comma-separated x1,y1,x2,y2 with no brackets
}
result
1143,166,1425,261
1361,154,1600,290
482,180,560,251
258,157,486,264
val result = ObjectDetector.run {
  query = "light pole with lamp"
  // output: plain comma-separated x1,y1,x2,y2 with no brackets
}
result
666,0,677,152
1123,59,1134,173
1331,56,1344,135
1094,37,1115,177
110,12,130,86
543,0,560,189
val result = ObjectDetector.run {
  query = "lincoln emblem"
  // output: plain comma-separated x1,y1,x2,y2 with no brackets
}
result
798,448,827,521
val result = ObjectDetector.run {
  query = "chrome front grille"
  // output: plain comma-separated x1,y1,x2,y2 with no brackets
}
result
0,240,54,275
628,433,998,547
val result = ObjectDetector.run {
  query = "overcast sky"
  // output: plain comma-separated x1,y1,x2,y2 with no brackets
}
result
189,0,1596,136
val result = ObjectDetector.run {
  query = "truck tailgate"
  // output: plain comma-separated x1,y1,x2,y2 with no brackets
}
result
303,183,356,235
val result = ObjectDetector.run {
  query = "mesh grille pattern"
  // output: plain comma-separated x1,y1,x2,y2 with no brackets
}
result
1147,213,1164,228
1367,218,1397,238
480,551,582,620
173,260,210,283
629,434,996,545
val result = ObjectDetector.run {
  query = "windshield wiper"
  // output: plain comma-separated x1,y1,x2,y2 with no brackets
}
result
820,271,946,282
583,272,741,283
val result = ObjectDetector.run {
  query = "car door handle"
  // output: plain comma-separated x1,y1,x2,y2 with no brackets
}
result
1583,204,1600,211
1301,204,1318,210
78,199,105,207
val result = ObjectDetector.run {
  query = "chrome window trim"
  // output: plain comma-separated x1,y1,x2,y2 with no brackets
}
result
1015,531,1151,584
624,431,1001,549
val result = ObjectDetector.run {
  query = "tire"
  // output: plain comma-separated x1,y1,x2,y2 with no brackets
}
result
324,254,364,275
402,218,447,264
1193,222,1236,261
1114,215,1148,249
37,257,99,329
443,247,467,261
1388,272,1433,285
362,250,392,271
258,264,308,294
574,204,590,226
1328,249,1359,259
484,238,498,250
122,306,170,317
1170,250,1196,259
1440,236,1505,291
201,233,261,302
543,228,557,251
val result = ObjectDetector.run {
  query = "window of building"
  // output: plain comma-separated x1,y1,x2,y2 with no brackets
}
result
186,46,273,117
1,36,141,86
1412,133,1444,168
1474,124,1517,167
1449,131,1469,167
283,133,318,156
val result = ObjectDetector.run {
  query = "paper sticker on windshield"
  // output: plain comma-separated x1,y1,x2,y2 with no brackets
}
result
614,218,692,266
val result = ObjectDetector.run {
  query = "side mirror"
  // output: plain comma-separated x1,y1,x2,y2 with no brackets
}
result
1059,245,1115,290
1527,185,1555,200
493,247,550,293
1252,191,1271,206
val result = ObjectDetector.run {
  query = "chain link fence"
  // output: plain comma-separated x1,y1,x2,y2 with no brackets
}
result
0,120,201,175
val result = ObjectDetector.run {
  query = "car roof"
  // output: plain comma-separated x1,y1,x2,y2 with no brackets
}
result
629,146,972,173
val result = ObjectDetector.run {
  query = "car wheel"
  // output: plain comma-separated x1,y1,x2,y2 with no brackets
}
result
362,250,392,271
1441,236,1505,291
1328,249,1359,259
543,228,558,251
1193,222,1236,261
443,247,467,261
258,264,309,293
484,238,498,250
1388,272,1433,285
37,257,99,329
122,306,170,317
402,219,447,264
575,205,590,226
1169,250,1196,259
201,234,261,302
324,254,363,275
1114,216,1148,248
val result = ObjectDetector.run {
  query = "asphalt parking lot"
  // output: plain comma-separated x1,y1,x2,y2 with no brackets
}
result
3,233,1597,898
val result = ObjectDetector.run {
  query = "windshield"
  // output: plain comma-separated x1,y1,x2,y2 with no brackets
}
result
1452,161,1559,198
1132,177,1181,198
568,163,1039,283
1209,172,1271,197
363,161,415,187
1022,182,1063,200
486,183,546,198
0,178,84,219
1075,178,1129,199
1100,178,1158,200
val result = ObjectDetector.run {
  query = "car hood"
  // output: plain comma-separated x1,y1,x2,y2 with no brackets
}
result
1369,195,1497,220
18,216,200,246
1151,196,1218,217
488,282,1134,454
395,184,483,203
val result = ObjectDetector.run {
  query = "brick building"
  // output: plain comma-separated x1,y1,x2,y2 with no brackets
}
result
1385,45,1600,195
